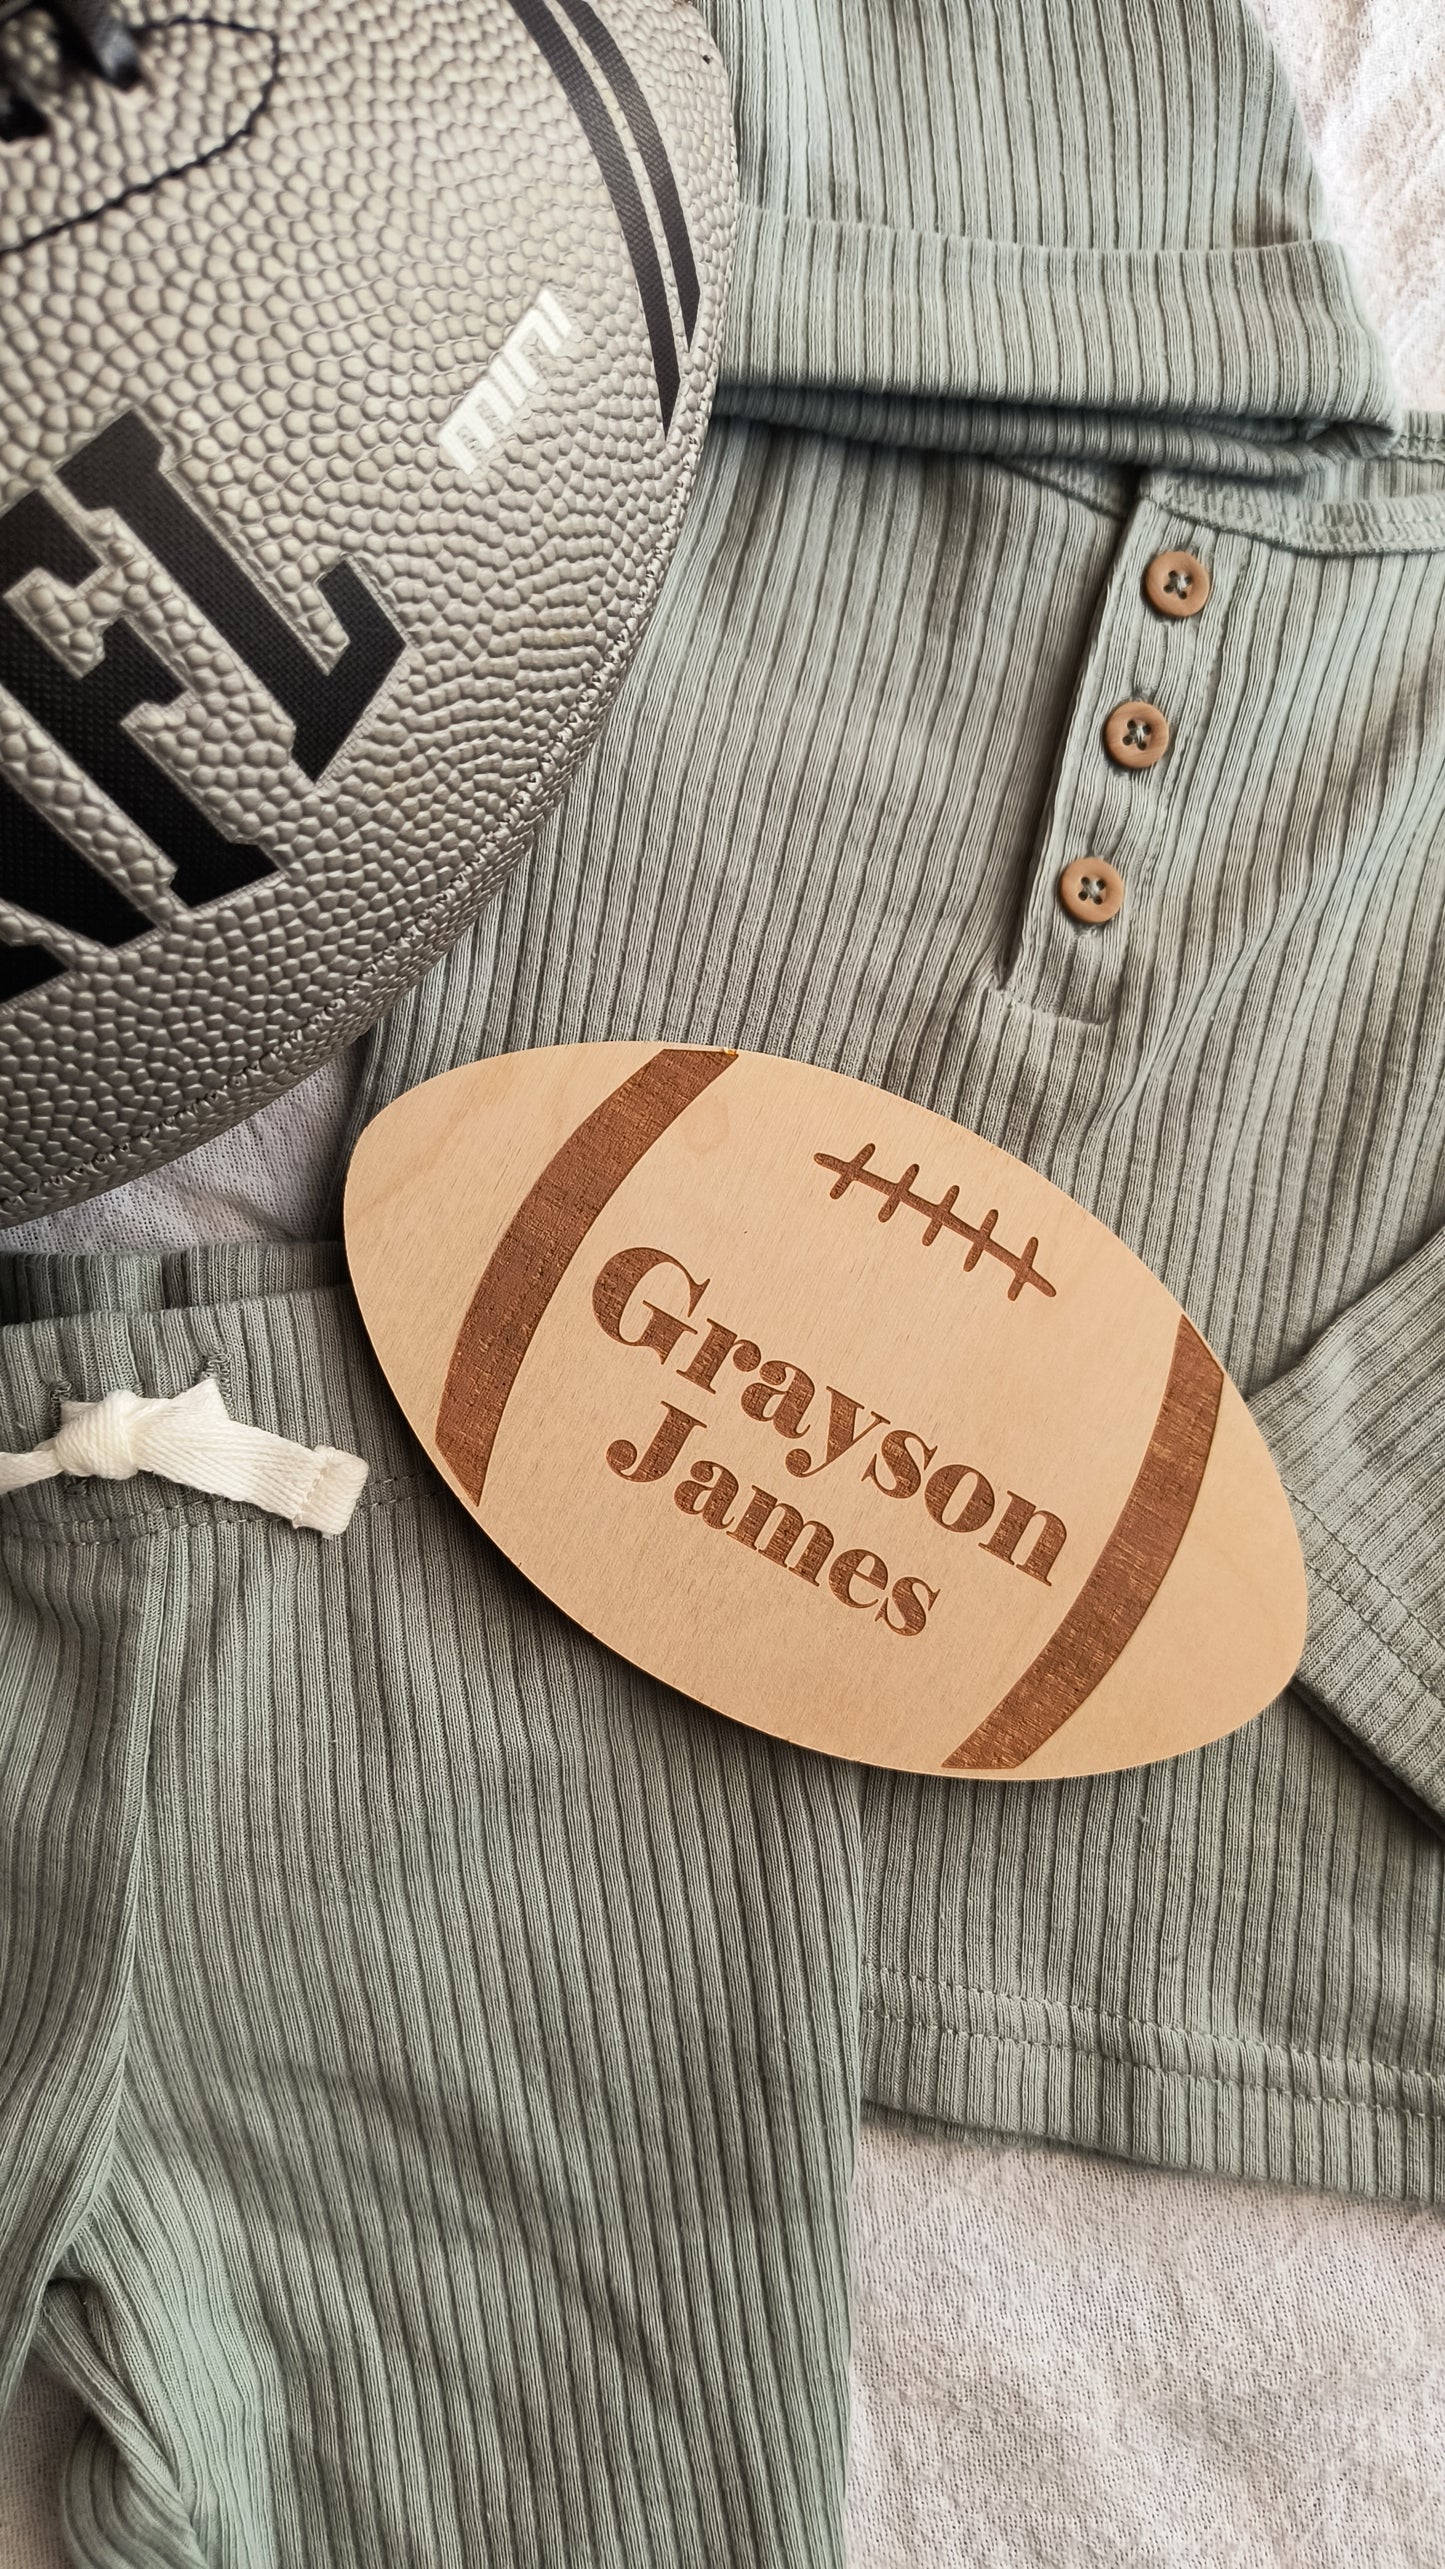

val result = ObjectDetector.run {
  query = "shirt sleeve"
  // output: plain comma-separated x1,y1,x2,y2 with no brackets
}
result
1250,1224,1445,1824
706,0,1400,473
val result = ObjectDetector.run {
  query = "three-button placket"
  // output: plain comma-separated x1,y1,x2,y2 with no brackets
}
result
1053,544,1212,934
1070,550,1211,912
997,506,1221,1018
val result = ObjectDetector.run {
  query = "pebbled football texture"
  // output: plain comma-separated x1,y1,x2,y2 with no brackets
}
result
0,0,735,1222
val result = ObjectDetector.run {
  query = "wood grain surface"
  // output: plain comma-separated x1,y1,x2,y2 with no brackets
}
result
345,1044,1307,1779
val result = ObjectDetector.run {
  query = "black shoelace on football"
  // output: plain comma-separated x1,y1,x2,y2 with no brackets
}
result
1,0,139,142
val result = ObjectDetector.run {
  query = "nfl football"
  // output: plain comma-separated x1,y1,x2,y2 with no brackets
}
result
0,0,735,1221
344,1044,1309,1781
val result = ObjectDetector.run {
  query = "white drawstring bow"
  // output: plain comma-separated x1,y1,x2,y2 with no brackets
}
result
0,1378,369,1535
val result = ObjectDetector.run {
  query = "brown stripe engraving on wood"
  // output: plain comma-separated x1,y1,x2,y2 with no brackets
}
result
943,1316,1223,1772
437,1046,736,1501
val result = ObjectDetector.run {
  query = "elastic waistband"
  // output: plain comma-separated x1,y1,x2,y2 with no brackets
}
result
0,1240,344,1325
0,1242,422,1539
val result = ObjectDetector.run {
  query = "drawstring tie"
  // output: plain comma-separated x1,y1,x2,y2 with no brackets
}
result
0,1379,369,1535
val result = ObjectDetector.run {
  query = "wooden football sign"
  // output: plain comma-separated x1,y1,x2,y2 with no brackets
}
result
344,1044,1307,1779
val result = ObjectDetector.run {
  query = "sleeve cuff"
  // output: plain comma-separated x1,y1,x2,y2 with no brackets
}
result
1249,1230,1445,1824
718,205,1402,472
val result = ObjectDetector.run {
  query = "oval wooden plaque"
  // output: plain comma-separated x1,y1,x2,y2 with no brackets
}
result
344,1044,1307,1779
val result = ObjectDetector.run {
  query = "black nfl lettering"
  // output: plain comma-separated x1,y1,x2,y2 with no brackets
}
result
0,771,154,1001
60,412,405,780
0,486,274,910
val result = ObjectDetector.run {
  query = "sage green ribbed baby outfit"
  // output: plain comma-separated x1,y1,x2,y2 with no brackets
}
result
4,1,1445,2563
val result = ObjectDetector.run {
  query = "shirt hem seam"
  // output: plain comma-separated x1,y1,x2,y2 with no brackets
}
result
860,1990,1445,2116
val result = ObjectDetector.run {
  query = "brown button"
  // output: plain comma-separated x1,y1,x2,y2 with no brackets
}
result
1058,858,1124,924
1103,699,1170,769
1144,549,1210,618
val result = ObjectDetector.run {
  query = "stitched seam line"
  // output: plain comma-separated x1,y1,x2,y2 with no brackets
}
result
1288,1491,1445,1720
3,19,280,261
0,1472,420,1543
863,1979,1445,2109
997,458,1132,523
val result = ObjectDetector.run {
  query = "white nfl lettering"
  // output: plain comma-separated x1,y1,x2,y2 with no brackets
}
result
440,290,576,476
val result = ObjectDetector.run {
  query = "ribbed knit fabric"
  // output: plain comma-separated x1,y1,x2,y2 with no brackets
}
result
4,1,1445,2561
334,0,1445,2216
0,1247,857,2565
341,411,1445,2207
708,0,1401,467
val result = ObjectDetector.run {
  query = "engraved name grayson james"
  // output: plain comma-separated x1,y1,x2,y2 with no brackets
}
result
343,1042,1309,1780
594,1240,1068,1641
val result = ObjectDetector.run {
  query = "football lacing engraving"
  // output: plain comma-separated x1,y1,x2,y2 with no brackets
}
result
813,1141,1056,1302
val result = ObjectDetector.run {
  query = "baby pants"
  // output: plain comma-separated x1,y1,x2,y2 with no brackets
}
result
0,1242,859,2568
